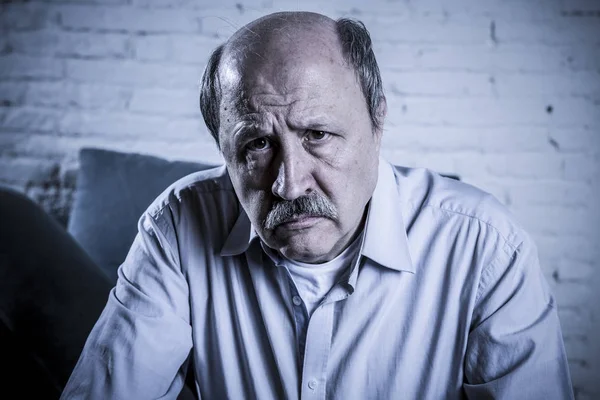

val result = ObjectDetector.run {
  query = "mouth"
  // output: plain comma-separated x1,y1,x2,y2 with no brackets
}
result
275,215,325,231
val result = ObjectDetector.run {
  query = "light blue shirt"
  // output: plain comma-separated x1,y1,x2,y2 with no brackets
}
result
62,159,574,399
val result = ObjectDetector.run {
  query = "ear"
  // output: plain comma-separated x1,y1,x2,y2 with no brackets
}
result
374,95,387,144
377,95,387,127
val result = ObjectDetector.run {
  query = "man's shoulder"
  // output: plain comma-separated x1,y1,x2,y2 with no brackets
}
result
392,165,526,250
144,164,238,220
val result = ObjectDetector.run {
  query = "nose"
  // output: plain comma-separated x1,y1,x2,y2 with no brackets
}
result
271,144,313,201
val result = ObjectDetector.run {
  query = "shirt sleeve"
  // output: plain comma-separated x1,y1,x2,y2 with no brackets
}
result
463,233,574,399
61,208,193,399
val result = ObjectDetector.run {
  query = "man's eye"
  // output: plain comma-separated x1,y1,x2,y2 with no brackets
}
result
246,137,271,151
306,130,330,141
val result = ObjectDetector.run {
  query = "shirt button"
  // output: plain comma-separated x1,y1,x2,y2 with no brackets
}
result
292,295,302,306
308,379,317,390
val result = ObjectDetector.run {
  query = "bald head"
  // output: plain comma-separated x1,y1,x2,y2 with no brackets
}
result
218,13,350,123
222,12,339,72
199,12,386,147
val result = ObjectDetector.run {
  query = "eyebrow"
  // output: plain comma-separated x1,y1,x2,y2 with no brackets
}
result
232,121,263,146
302,122,331,131
230,113,340,147
287,111,336,131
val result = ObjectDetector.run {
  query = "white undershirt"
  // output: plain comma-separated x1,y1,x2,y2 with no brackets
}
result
278,233,363,316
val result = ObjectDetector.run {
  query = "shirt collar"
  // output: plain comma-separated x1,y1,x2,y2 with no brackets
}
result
220,207,258,257
360,158,415,273
220,158,415,274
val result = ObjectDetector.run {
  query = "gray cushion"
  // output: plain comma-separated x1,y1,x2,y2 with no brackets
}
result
67,148,214,282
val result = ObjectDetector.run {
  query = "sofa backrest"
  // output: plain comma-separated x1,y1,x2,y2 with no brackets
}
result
67,148,215,283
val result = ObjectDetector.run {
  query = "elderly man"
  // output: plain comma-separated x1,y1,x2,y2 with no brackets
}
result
61,11,573,399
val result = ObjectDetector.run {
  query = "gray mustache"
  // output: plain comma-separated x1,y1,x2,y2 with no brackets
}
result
264,192,338,230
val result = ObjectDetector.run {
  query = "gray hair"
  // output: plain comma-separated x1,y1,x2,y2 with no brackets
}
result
264,192,338,230
199,18,385,148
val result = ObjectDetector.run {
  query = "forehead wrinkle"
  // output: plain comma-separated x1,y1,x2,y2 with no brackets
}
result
237,112,270,131
287,108,331,130
249,93,302,109
251,94,331,130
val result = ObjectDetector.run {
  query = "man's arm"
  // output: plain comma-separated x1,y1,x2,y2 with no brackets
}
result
61,209,193,399
463,234,574,399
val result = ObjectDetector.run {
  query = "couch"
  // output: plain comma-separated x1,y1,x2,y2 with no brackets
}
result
67,148,215,282
0,147,215,399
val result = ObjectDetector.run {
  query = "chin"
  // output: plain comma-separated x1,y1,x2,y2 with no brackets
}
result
267,219,336,262
276,234,336,263
263,230,316,258
279,245,329,263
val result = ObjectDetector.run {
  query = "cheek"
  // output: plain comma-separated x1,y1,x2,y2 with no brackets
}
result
228,153,272,190
244,152,276,178
333,143,378,211
313,143,369,198
245,154,259,171
227,165,273,219
235,182,270,221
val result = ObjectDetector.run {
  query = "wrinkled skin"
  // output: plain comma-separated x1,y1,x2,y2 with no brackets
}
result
219,13,385,263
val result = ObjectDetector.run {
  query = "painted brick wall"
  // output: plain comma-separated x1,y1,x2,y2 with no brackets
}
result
1,0,599,397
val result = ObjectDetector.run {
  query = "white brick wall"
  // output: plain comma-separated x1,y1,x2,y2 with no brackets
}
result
1,0,599,397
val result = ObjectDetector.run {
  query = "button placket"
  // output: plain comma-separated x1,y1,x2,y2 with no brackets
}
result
300,302,334,400
283,276,309,373
292,295,303,306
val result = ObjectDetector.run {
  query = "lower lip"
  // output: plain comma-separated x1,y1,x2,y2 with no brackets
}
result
277,216,323,230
